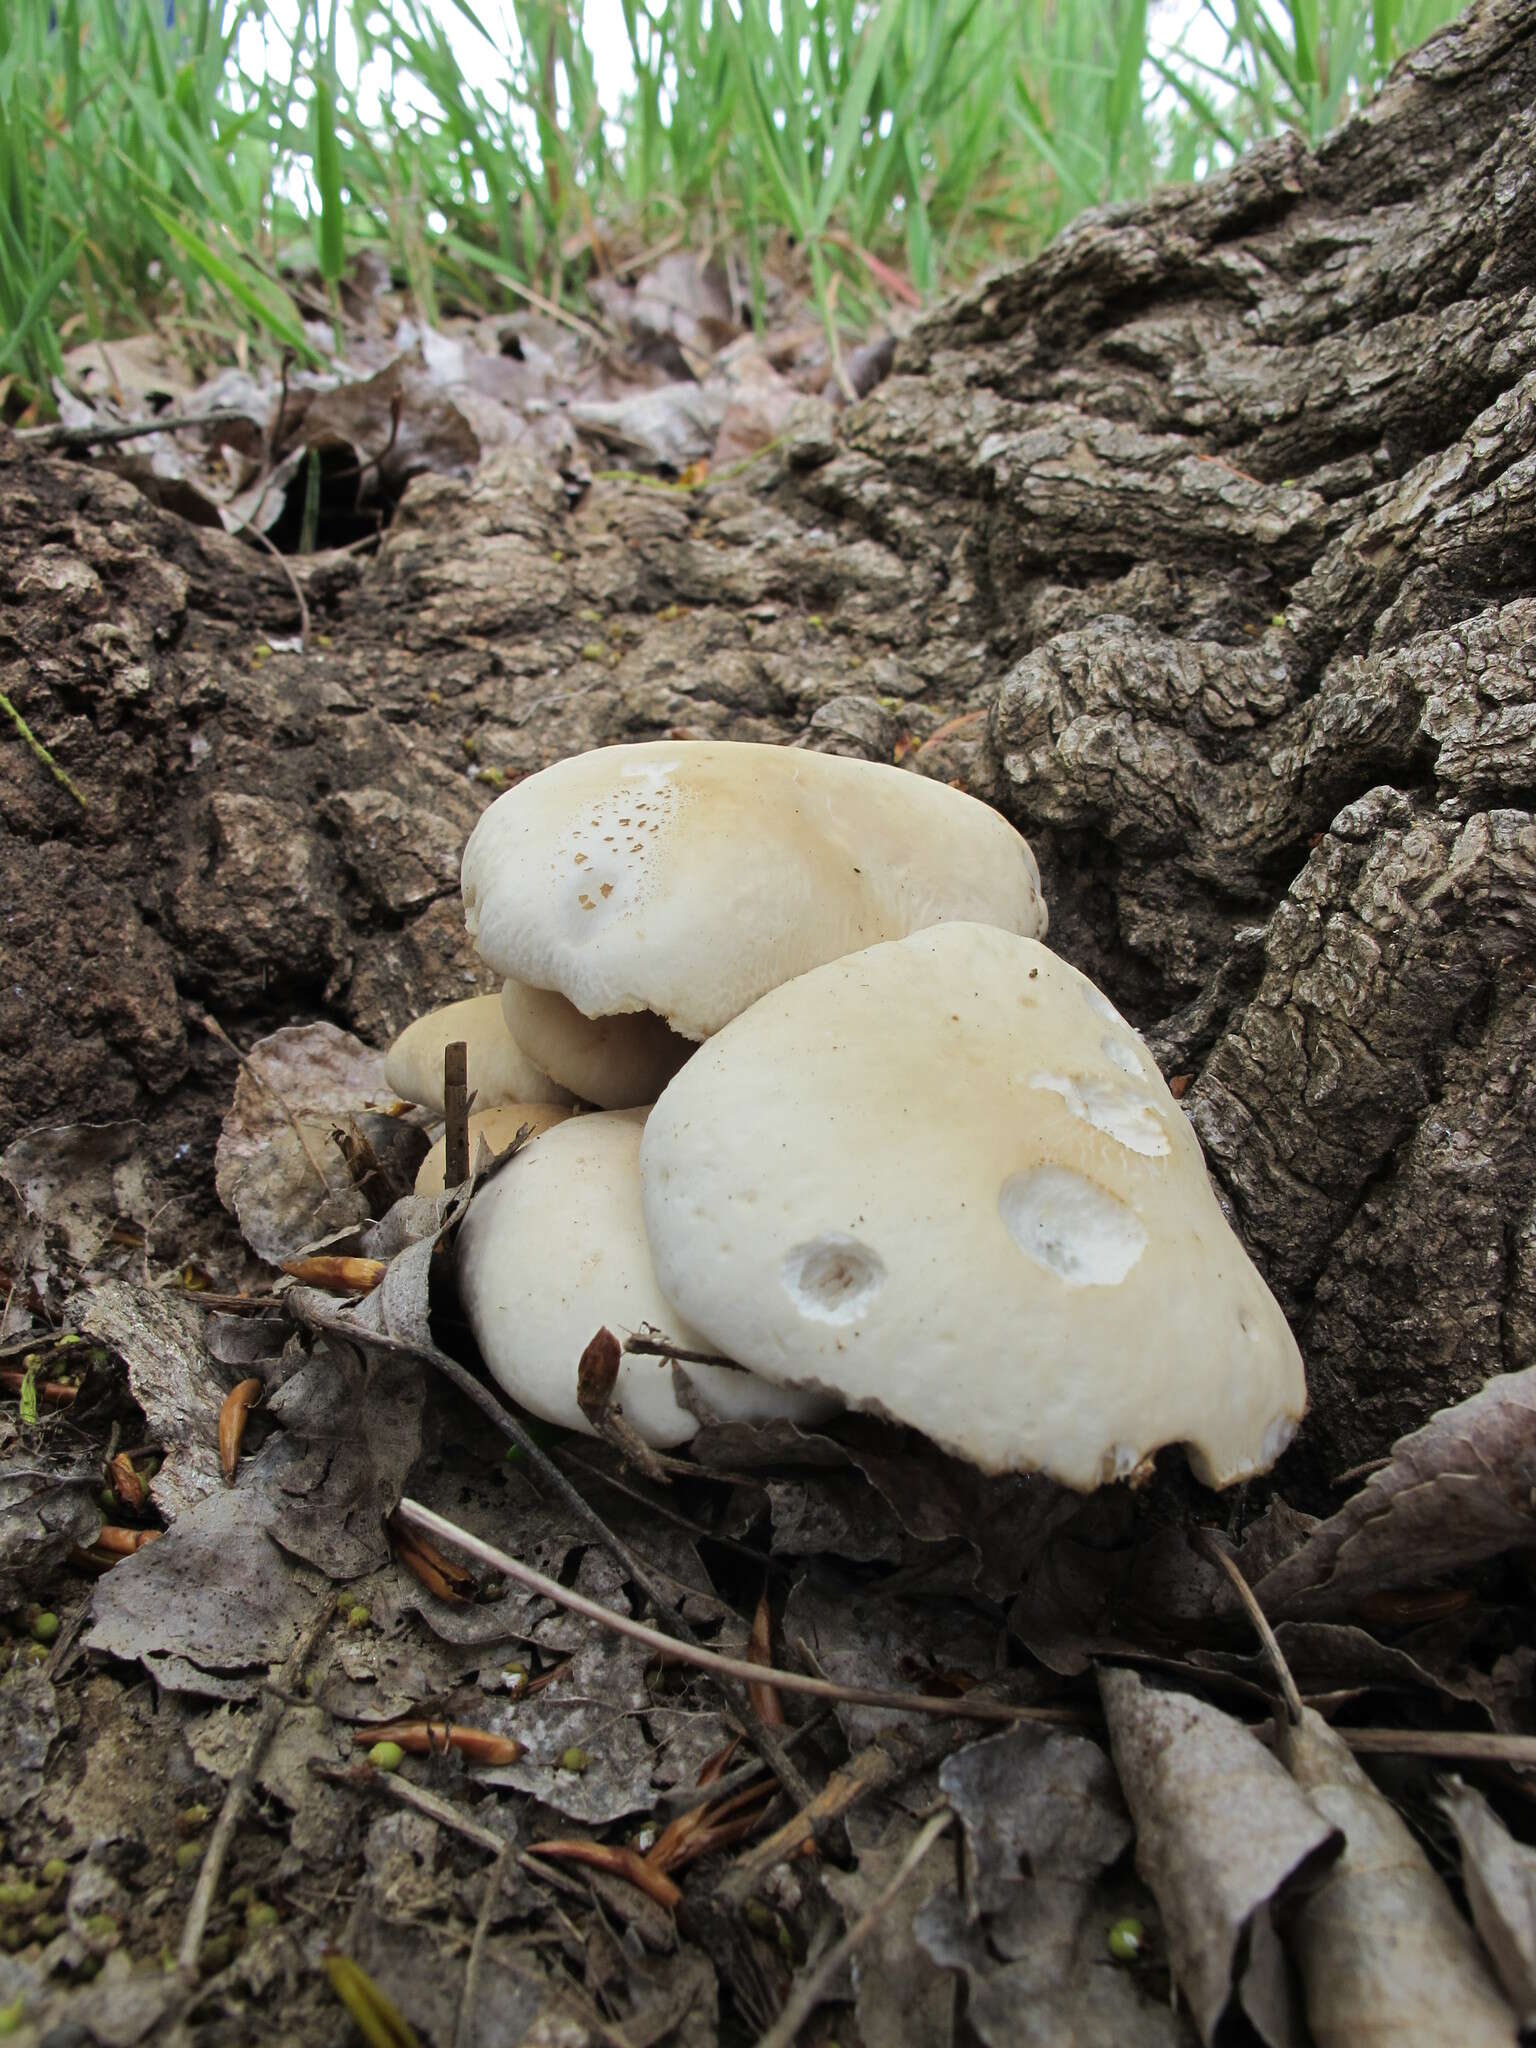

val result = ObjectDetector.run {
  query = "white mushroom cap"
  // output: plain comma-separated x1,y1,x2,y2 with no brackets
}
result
384,995,573,1115
500,980,693,1110
460,741,1047,1044
639,925,1306,1491
456,1109,839,1447
414,1101,573,1196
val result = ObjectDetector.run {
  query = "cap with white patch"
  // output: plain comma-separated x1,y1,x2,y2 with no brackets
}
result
456,1108,838,1447
460,742,1048,1056
384,995,573,1116
638,924,1305,1490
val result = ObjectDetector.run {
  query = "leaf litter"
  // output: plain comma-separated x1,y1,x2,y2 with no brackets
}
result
3,1016,1536,2046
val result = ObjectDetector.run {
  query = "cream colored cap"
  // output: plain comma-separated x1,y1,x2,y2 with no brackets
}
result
501,981,693,1110
414,1101,573,1196
460,741,1047,1043
456,1109,838,1447
384,995,573,1115
639,925,1305,1490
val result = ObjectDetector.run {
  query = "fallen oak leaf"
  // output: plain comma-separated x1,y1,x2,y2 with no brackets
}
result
349,1720,525,1766
1278,1709,1519,2046
218,1378,263,1482
525,1839,682,1910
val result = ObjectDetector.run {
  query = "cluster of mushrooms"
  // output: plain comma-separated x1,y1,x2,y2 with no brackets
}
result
384,741,1306,1494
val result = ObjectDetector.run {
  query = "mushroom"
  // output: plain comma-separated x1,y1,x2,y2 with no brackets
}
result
500,981,692,1112
638,924,1306,1491
455,1109,838,1446
413,1101,573,1196
460,740,1047,1104
384,995,573,1116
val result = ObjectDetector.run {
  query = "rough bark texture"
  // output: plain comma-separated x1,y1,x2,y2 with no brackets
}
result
4,0,1534,1479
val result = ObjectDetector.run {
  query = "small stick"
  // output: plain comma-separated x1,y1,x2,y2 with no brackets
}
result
178,1600,331,1975
623,1330,745,1371
652,1715,832,1816
443,1042,471,1189
753,1809,954,2048
1334,1729,1536,1766
0,689,88,808
453,1836,514,2048
382,1346,817,1811
1193,1525,1304,1725
394,1499,1087,1734
17,406,255,450
200,1014,333,1196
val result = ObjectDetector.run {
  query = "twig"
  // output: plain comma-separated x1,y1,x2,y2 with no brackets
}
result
443,1041,470,1191
200,1014,332,1196
17,406,255,450
241,521,312,654
0,690,88,808
1329,1729,1536,1766
1193,1525,1304,1725
391,1353,818,1812
753,1809,954,2048
178,1600,331,1974
394,1500,1088,1734
454,1835,513,2048
652,1715,833,1816
623,1329,746,1371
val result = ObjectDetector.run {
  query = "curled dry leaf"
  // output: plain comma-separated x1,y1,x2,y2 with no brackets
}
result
106,1453,146,1512
1253,1367,1536,1618
1278,1710,1518,2046
90,1525,163,1556
349,1720,525,1766
576,1326,621,1426
1440,1779,1536,2029
386,1510,475,1606
1099,1666,1340,2048
218,1378,263,1481
748,1587,787,1729
280,1255,388,1296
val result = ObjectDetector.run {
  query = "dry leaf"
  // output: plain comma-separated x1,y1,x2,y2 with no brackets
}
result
1254,1368,1536,1617
1099,1667,1340,2047
1278,1709,1518,2045
1440,1779,1536,2029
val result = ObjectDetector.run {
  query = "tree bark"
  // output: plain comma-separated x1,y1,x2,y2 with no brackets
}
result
3,0,1533,1476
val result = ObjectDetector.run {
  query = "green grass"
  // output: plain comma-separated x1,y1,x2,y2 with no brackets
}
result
0,0,1471,416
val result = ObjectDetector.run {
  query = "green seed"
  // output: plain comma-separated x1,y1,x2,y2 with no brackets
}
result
41,1860,67,1886
20,1643,48,1667
245,1901,279,1931
0,1995,26,2034
200,1933,234,1974
31,1914,62,1939
0,1885,36,1912
175,1804,210,1835
558,1746,589,1773
1107,1916,1145,1962
346,1605,371,1631
82,1912,118,1942
367,1742,406,1772
29,1614,59,1645
227,1885,254,1909
175,1843,204,1873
